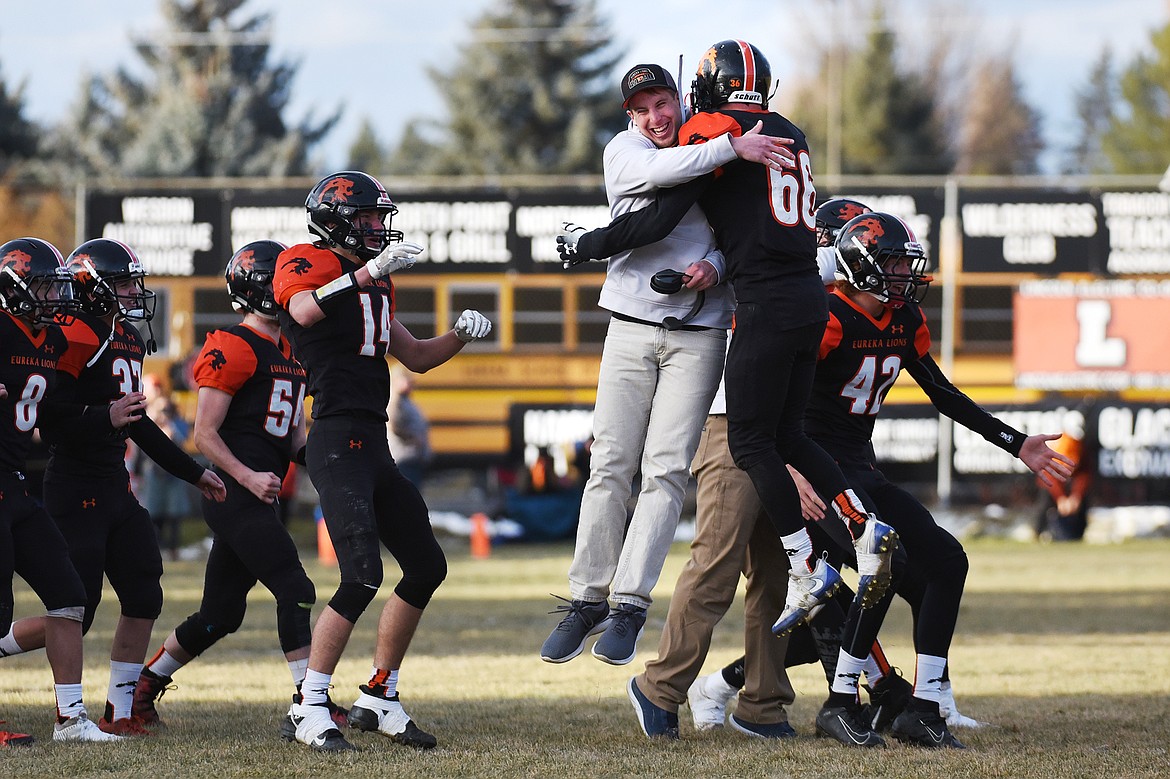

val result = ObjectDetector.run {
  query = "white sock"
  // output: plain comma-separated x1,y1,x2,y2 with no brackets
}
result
0,627,25,657
369,666,399,698
55,683,86,721
831,650,866,696
300,669,332,707
289,657,309,689
780,528,815,574
108,660,142,720
147,649,184,680
862,655,885,685
913,654,947,703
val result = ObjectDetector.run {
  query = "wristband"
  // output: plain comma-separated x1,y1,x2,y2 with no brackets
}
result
311,272,359,311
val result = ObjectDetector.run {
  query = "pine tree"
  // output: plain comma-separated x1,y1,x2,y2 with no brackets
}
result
347,118,388,175
51,0,337,178
385,0,625,175
1101,21,1170,174
0,64,38,175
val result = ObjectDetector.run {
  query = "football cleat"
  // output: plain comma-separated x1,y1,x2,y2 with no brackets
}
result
283,702,357,752
815,700,886,748
53,712,125,743
347,686,436,750
686,671,738,731
939,680,986,729
772,556,842,636
854,516,898,607
278,691,350,741
863,668,913,732
98,702,152,737
0,723,34,747
131,668,173,727
890,700,966,749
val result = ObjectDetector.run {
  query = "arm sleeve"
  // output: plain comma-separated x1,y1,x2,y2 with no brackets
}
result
604,131,736,197
575,175,711,260
905,352,1025,457
128,416,206,484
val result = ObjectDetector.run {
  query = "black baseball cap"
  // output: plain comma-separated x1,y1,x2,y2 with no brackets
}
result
621,64,678,108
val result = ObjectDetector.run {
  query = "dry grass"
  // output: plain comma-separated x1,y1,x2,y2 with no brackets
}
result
2,536,1168,778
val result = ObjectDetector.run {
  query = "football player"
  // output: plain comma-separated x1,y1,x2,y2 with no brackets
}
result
0,237,121,742
1,238,226,736
273,171,491,752
134,241,347,730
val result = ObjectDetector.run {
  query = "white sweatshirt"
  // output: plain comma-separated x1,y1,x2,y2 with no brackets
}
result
594,123,738,328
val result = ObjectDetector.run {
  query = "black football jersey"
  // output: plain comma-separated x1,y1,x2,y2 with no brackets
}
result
805,290,1025,463
681,109,821,312
0,311,68,472
273,243,395,421
46,311,148,474
193,323,306,477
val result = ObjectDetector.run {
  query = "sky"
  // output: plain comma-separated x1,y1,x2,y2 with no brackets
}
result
2,0,1167,174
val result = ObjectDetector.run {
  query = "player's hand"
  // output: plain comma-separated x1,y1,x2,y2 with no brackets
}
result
557,222,589,269
241,469,283,504
366,240,425,278
1020,433,1076,488
731,120,796,171
787,464,825,521
109,392,147,428
197,468,227,503
454,309,492,342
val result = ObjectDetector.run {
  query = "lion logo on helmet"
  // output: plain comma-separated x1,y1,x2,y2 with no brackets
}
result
234,250,256,273
852,217,886,248
0,249,32,276
319,177,356,204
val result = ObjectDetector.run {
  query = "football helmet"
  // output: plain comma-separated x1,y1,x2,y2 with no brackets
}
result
834,212,931,307
692,40,772,112
226,240,286,318
0,237,78,325
815,198,872,248
305,171,403,261
67,238,156,321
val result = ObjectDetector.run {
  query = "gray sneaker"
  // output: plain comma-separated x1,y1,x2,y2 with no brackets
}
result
591,604,646,666
540,595,611,663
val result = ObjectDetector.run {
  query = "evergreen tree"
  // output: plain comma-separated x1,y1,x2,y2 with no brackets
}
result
347,118,388,175
51,0,337,178
386,0,625,175
954,51,1043,175
0,64,38,175
1101,21,1170,174
1064,49,1117,175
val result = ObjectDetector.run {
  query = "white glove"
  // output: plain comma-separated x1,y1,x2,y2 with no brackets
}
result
365,241,425,278
557,222,588,269
454,309,492,343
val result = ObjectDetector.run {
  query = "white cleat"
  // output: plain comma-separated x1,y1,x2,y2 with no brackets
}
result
854,516,898,607
772,556,843,636
939,681,986,729
287,702,356,751
52,712,124,743
687,672,738,731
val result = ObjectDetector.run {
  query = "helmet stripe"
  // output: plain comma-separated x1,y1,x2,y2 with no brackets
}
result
735,40,755,95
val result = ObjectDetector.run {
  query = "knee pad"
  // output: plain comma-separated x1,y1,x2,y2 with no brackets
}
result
394,556,447,610
175,613,234,658
46,605,85,623
273,574,315,654
328,581,380,623
119,581,164,622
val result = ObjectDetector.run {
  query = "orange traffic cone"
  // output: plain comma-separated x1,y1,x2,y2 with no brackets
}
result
317,513,337,565
470,512,491,559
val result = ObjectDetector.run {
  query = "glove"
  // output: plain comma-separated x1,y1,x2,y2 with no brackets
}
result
557,222,589,269
366,240,425,278
454,309,492,343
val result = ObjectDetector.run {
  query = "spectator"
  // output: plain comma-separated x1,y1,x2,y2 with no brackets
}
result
387,370,431,489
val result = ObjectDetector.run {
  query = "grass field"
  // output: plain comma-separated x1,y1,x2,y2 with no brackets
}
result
2,535,1169,778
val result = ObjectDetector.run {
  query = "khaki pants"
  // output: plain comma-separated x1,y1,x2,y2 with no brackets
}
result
637,414,794,724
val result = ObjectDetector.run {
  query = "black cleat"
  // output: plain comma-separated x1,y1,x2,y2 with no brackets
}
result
890,699,966,749
863,668,913,732
815,700,886,748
